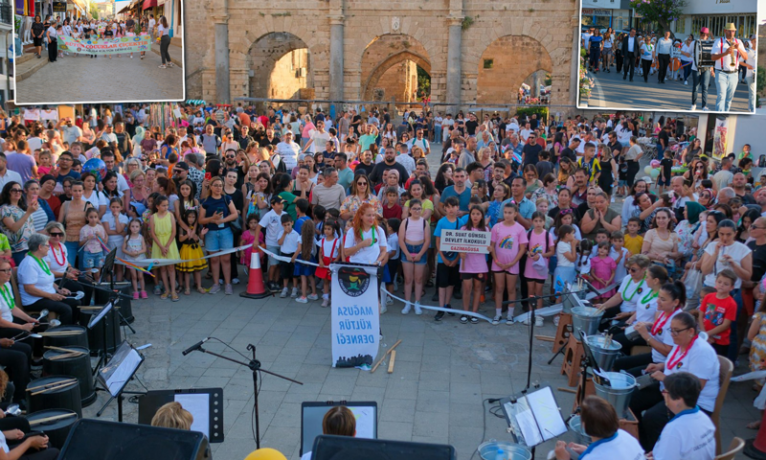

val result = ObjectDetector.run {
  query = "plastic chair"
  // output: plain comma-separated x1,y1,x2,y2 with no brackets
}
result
714,437,744,460
711,355,734,455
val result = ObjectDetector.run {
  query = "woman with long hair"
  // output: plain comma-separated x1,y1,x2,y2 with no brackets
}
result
0,182,37,264
602,27,614,72
344,202,388,311
199,176,239,294
558,157,575,189
340,174,381,222
157,16,172,68
434,163,455,194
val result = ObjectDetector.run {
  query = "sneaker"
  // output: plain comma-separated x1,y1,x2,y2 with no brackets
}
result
280,287,288,298
225,284,233,295
690,104,696,111
321,298,330,307
133,292,140,300
492,315,501,325
434,311,445,321
702,106,710,111
471,317,479,324
380,304,388,314
140,291,148,299
402,304,412,314
535,315,544,327
291,288,298,298
386,296,393,305
232,278,240,285
414,302,423,315
446,304,455,316
307,293,319,301
684,80,688,85
209,284,221,294
296,296,308,304
460,315,468,324
553,315,560,327
506,316,514,325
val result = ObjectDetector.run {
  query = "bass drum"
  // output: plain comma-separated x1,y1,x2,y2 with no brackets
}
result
694,40,715,68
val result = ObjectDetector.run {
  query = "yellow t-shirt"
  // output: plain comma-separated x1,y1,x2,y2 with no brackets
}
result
624,234,644,256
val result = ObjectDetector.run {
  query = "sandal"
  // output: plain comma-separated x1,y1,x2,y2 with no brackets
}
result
184,287,191,295
160,293,169,300
197,287,207,294
171,294,180,302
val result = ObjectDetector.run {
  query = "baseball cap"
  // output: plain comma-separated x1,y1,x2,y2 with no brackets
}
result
270,196,286,205
700,27,709,34
174,161,189,171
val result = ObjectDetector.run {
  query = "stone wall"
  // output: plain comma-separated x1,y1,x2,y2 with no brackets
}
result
184,0,579,109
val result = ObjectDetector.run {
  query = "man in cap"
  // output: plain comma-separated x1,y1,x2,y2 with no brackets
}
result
710,23,748,112
690,27,713,111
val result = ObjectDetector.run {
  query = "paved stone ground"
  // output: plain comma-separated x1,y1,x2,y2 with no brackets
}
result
586,63,751,112
81,145,759,460
15,49,184,105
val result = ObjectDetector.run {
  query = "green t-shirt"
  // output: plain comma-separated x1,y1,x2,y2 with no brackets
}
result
278,191,298,221
359,134,378,153
0,233,9,253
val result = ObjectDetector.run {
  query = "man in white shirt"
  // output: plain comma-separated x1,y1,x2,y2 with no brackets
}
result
519,122,532,142
440,114,454,142
58,117,82,146
0,153,22,190
274,131,301,171
711,23,748,112
690,27,713,111
302,120,330,155
655,30,673,84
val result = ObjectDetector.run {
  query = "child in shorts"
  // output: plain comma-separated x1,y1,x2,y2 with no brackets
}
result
79,208,107,282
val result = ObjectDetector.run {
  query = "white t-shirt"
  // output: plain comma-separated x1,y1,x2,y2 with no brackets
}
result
0,429,7,453
275,142,300,170
17,255,57,306
656,37,673,55
618,276,645,313
317,237,341,260
652,407,716,460
158,24,168,36
577,429,644,459
306,130,330,154
27,137,43,152
609,247,629,284
0,282,14,322
44,243,69,274
556,241,574,268
344,226,387,265
634,290,658,323
83,190,108,210
259,210,284,247
651,308,682,363
277,229,301,254
702,241,751,289
712,37,745,72
663,338,720,411
149,19,156,30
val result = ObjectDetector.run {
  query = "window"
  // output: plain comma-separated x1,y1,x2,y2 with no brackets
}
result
483,59,494,69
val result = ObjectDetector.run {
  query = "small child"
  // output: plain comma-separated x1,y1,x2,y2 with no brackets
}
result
524,211,555,322
575,239,593,280
277,214,301,298
549,209,582,242
37,151,53,177
177,209,208,295
490,202,528,325
617,154,628,197
293,220,318,304
122,219,147,299
434,197,468,321
294,199,311,234
102,198,128,282
79,207,107,282
461,205,492,325
382,187,403,220
698,269,738,356
748,295,766,372
589,229,610,261
657,150,674,193
535,198,554,230
150,195,180,301
382,218,401,312
553,225,578,293
624,217,644,256
315,218,341,307
257,197,286,291
609,231,630,284
240,214,259,268
590,241,617,300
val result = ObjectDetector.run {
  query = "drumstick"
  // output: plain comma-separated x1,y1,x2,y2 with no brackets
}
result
44,346,82,354
48,351,85,360
26,378,77,392
39,331,82,337
31,381,78,396
79,306,121,310
371,339,402,373
28,413,77,426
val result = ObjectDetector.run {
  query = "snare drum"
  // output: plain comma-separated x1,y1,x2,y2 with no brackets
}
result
27,375,83,417
43,346,96,406
694,40,715,68
26,409,79,450
42,325,89,350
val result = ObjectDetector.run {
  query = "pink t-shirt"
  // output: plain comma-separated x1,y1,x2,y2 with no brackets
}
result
459,227,490,274
523,229,555,279
490,222,528,274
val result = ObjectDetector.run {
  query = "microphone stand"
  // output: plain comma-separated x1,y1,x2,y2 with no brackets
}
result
186,343,303,449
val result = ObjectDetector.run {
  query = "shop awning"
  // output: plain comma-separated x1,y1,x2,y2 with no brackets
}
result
142,0,156,10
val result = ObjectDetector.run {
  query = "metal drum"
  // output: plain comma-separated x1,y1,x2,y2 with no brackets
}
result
42,347,96,407
27,375,82,417
79,306,122,355
694,39,715,68
42,325,89,350
571,306,603,337
585,335,623,371
26,409,79,450
594,371,638,418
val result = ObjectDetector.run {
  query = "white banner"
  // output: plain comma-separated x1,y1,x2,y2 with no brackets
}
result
439,230,491,254
330,263,380,369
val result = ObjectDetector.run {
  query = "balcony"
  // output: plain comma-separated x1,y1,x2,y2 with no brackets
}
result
0,4,11,26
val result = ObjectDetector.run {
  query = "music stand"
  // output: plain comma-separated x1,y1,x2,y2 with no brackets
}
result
499,386,568,448
89,300,115,375
138,388,225,443
96,341,145,422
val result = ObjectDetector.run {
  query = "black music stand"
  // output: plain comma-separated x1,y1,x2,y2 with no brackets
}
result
88,300,115,376
138,388,225,443
97,248,136,334
96,341,146,422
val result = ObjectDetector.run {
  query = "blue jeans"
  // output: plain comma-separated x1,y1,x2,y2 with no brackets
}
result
434,125,442,143
64,241,79,268
682,61,692,82
691,68,710,108
715,70,738,112
728,289,743,363
747,74,756,112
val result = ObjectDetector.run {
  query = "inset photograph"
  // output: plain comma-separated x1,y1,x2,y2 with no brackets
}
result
13,0,184,105
578,0,758,113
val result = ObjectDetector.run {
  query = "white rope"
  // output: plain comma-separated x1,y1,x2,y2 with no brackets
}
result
381,288,493,323
115,243,254,268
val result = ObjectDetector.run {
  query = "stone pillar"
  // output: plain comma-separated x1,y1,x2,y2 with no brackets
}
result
570,12,580,107
329,15,345,102
446,16,463,112
213,14,230,104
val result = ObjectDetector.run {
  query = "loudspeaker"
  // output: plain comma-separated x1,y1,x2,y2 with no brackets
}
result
58,419,211,460
312,435,455,460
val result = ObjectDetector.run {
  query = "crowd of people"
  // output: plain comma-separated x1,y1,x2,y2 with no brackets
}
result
582,25,758,112
0,102,763,457
30,12,174,67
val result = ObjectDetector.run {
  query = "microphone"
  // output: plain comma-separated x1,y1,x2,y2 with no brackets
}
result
182,338,209,356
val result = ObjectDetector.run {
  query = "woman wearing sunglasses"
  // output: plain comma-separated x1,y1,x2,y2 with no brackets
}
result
0,182,38,265
40,221,95,311
593,254,652,327
629,312,719,452
339,174,381,222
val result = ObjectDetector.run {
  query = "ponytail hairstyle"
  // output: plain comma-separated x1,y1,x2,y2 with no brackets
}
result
648,265,670,285
660,281,686,310
300,219,316,261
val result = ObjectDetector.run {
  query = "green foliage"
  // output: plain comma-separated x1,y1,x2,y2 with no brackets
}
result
516,107,549,120
544,73,552,87
757,66,765,108
461,16,474,30
89,1,99,19
417,65,431,98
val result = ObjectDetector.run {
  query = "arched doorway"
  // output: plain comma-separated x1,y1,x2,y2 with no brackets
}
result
360,35,431,107
248,32,312,103
476,35,552,105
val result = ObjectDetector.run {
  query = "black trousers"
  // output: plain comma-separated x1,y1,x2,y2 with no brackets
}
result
627,160,640,187
657,54,670,83
14,448,59,460
57,278,93,309
623,51,636,79
0,343,31,402
160,35,171,64
616,50,623,73
612,353,653,374
24,298,77,325
641,59,652,82
47,38,56,62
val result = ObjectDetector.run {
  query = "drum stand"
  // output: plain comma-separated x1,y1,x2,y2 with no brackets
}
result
186,343,303,448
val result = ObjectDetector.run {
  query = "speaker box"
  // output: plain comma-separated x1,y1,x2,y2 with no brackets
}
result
58,419,211,460
311,435,455,460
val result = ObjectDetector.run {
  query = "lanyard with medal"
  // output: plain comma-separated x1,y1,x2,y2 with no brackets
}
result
622,276,646,302
0,284,13,311
651,308,679,336
667,335,698,370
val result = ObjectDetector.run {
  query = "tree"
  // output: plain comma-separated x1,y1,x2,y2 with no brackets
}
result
416,65,430,99
630,0,685,35
89,1,99,19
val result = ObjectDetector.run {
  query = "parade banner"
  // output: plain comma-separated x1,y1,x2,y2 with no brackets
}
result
58,35,152,56
439,230,491,254
330,263,380,369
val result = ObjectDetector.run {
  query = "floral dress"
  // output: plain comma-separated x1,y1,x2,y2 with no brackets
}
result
0,205,34,253
750,312,766,371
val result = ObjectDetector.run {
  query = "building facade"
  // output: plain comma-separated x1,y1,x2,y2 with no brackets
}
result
184,0,580,110
674,0,758,38
580,0,633,32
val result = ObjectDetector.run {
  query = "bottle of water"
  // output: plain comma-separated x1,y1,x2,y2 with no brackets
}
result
495,448,506,460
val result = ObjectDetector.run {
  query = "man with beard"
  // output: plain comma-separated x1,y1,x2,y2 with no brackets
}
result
711,23,748,112
256,127,280,149
274,131,301,171
237,124,254,150
570,168,590,208
488,161,514,197
369,147,409,187
354,150,376,177
731,172,755,204
222,149,245,189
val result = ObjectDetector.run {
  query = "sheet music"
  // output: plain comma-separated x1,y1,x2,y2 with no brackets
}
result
105,348,142,396
526,387,568,441
515,409,543,446
175,393,210,438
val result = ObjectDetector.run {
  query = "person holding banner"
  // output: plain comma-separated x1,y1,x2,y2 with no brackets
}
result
45,21,58,63
343,202,388,310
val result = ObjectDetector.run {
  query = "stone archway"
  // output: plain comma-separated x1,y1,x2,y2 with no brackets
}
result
475,35,553,105
248,32,312,102
360,34,431,105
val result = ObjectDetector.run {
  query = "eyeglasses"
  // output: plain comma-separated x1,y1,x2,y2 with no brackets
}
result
226,155,236,159
411,207,422,211
752,226,766,230
10,189,22,193
629,267,641,273
49,232,64,237
0,269,11,274
357,182,367,186
670,327,691,335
